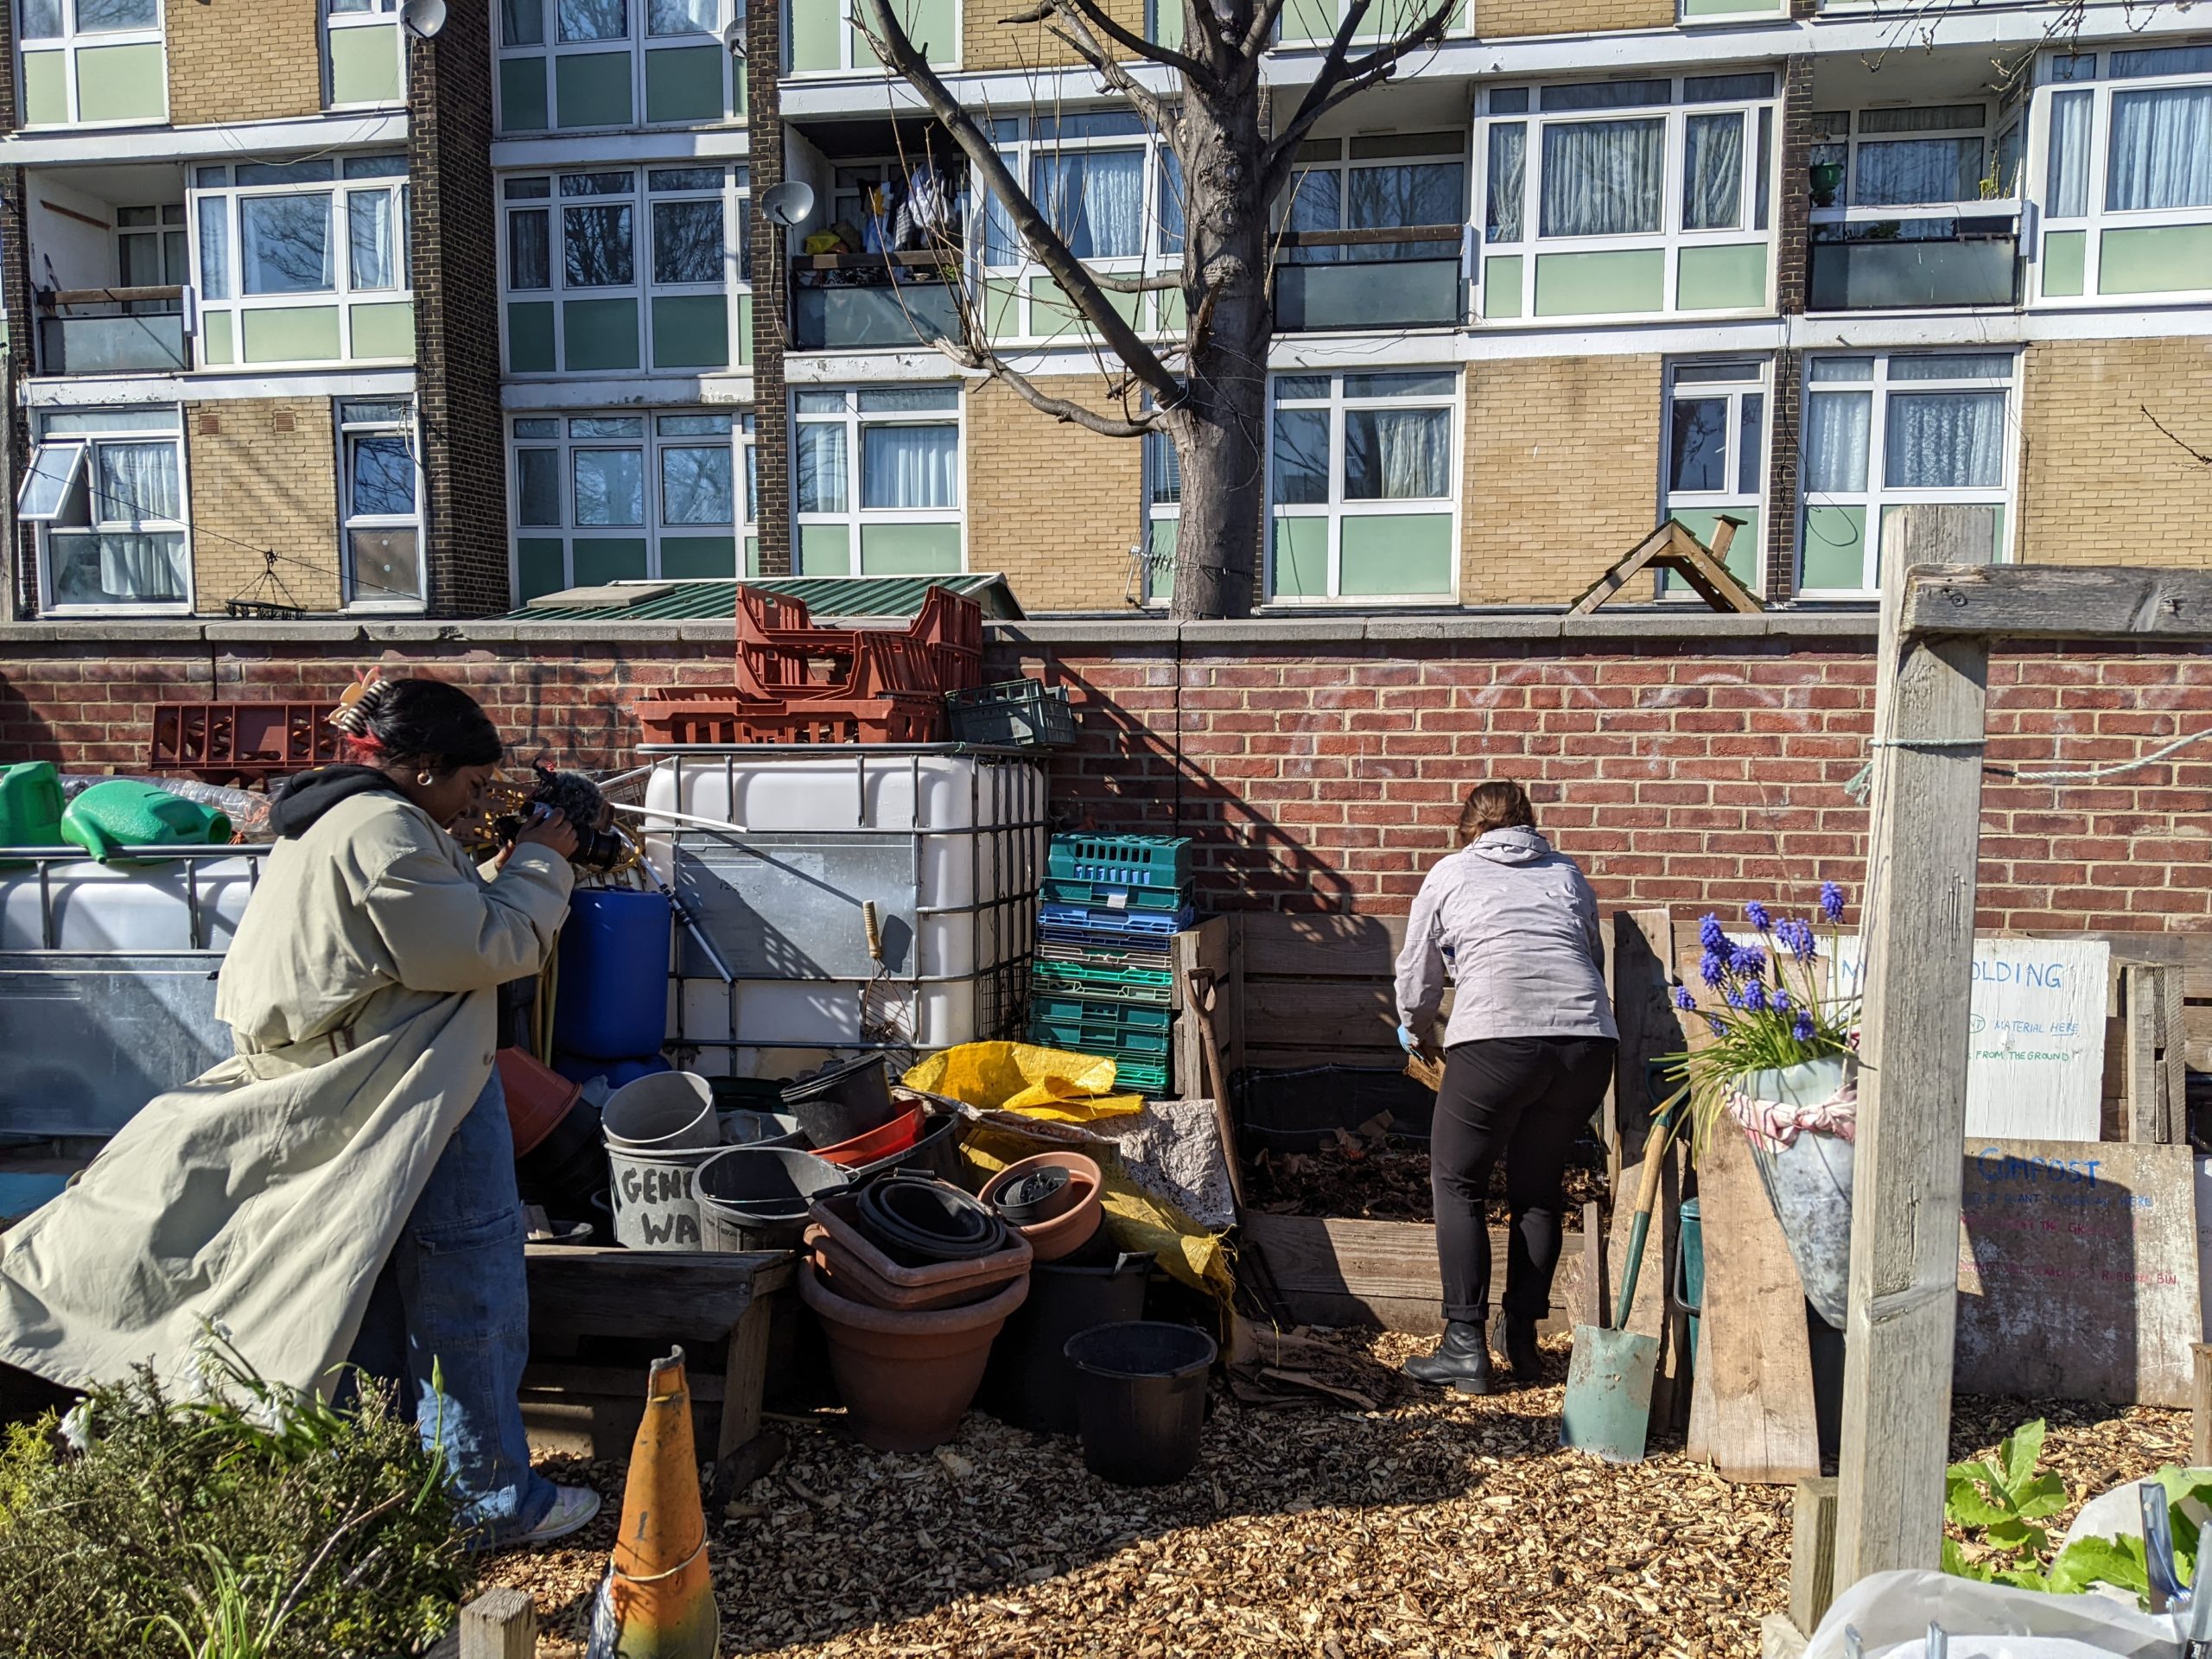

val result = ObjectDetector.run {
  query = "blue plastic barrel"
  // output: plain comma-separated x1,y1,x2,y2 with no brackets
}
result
553,889,673,1060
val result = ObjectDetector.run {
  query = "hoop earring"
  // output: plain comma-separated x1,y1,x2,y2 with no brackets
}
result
416,770,435,786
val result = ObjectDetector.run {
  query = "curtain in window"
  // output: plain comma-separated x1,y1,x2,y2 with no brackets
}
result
1682,114,1744,231
2047,90,2091,217
1033,150,1144,258
1486,123,1525,242
1156,150,1185,255
1884,391,2005,489
2107,86,2212,212
796,424,848,514
240,194,334,295
349,191,395,290
1344,408,1450,499
92,441,182,598
73,534,185,601
861,425,957,510
517,448,561,524
1539,118,1662,238
501,0,543,45
1855,137,1983,206
1803,391,1871,493
508,209,551,289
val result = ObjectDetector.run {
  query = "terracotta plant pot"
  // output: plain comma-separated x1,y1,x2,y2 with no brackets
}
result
497,1047,583,1157
806,1187,1032,1312
982,1152,1104,1263
798,1258,1029,1452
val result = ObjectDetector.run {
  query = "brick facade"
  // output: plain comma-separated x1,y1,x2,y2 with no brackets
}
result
181,399,341,612
1460,355,1664,603
748,0,791,576
163,0,323,127
2018,336,2212,569
962,0,1147,72
966,375,1144,611
1475,0,1672,40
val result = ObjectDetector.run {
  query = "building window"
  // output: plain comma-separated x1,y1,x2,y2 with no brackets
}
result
1799,351,2015,594
17,404,188,613
1267,370,1458,602
1662,359,1766,594
16,0,167,128
792,386,962,579
787,0,955,73
118,204,188,287
324,0,405,108
510,410,756,601
1476,73,1777,323
1140,428,1179,607
501,165,749,375
1809,105,1997,210
495,0,745,133
191,156,413,368
1274,0,1467,43
2034,46,2212,302
339,399,424,608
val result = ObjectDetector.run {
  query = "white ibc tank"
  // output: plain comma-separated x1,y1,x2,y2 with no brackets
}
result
0,854,260,953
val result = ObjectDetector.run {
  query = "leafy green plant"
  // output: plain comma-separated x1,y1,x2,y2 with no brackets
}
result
1942,1419,2070,1588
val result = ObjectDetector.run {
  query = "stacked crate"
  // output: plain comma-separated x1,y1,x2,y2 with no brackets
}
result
1027,834,1193,1097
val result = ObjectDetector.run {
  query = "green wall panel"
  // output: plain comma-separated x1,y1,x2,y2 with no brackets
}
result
860,522,962,575
1683,0,1778,13
573,537,648,585
1155,287,1185,334
2041,229,2086,298
854,0,957,67
1027,275,1139,339
1534,249,1664,316
564,297,639,371
2098,225,2212,296
982,278,1022,340
1666,507,1760,590
791,0,842,68
20,51,66,127
76,41,164,124
1483,255,1522,321
1151,0,1183,48
556,51,632,129
1800,505,1866,591
507,301,556,372
798,524,852,577
1281,0,1335,41
518,538,568,601
735,295,753,366
1339,514,1453,597
1270,516,1328,598
744,535,760,576
200,311,234,366
661,535,738,578
1677,243,1766,311
645,43,722,123
1147,518,1176,604
651,295,728,369
350,301,414,360
329,22,402,105
499,56,548,132
242,305,342,363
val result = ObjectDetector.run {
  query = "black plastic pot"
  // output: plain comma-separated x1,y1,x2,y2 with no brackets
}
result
854,1174,1006,1265
991,1166,1074,1227
696,1145,849,1251
981,1252,1151,1434
1065,1320,1216,1487
783,1055,897,1147
513,1091,607,1226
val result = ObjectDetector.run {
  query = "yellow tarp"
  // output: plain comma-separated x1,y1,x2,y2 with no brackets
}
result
903,1043,1145,1123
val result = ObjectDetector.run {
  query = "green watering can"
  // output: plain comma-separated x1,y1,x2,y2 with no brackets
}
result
60,779,232,864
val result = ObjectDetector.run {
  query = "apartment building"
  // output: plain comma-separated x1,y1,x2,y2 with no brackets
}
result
1,0,2209,621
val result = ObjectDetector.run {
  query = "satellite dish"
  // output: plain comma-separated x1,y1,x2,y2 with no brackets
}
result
721,17,747,55
400,0,446,36
760,180,814,231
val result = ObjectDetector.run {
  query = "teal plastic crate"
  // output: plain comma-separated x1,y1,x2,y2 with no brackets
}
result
1041,875,1191,912
1048,834,1193,889
1028,992,1173,1033
1032,950,1174,1007
1025,1016,1172,1061
1111,1058,1169,1095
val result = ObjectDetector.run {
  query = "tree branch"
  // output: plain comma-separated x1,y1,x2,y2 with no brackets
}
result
857,0,1185,406
2144,403,2212,467
965,355,1164,437
1039,5,1177,131
1088,267,1185,293
1058,0,1217,84
1243,0,1293,56
1260,0,1458,196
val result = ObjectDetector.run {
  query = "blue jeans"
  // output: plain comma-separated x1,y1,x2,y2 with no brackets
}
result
350,1065,556,1547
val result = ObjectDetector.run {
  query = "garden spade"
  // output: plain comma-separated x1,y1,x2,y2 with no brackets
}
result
1560,1096,1682,1464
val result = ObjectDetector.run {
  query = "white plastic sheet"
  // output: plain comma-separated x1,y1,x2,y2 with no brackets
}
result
1803,1571,2179,1659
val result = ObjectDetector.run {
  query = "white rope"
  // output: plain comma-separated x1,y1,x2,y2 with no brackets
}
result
1843,724,2212,804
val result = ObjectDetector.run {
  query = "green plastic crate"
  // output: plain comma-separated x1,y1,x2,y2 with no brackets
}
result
1111,1058,1170,1095
1041,875,1192,912
1048,834,1192,889
1025,1016,1172,1061
1031,953,1174,1007
1028,992,1173,1033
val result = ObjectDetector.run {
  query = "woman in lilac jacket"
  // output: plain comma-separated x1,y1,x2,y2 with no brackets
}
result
1393,780,1618,1395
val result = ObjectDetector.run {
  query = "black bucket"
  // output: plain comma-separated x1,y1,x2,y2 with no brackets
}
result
1065,1320,1216,1486
782,1055,897,1147
854,1174,1005,1264
514,1092,607,1226
981,1252,1151,1434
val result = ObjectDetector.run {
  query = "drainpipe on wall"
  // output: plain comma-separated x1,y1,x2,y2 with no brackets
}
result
0,344,16,625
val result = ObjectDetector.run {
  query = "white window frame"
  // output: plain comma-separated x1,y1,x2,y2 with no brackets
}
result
189,156,412,369
495,0,743,131
506,409,757,595
1278,129,1468,255
1660,357,1769,597
1475,73,1779,325
792,385,965,579
2029,46,2212,308
323,0,405,110
13,0,166,129
116,203,188,288
1264,368,1462,607
28,404,192,617
1797,350,2018,598
1808,102,1997,210
337,398,426,612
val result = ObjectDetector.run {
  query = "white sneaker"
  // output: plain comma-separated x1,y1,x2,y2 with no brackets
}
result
516,1484,602,1547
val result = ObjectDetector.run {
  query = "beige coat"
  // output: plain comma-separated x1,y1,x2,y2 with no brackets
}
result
0,791,573,1395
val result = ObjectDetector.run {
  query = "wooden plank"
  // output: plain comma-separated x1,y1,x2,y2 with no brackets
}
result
1578,1200,1607,1331
2126,964,2177,1143
1173,917,1231,1101
1242,977,1401,1052
1900,563,2212,641
1789,1478,1840,1636
1611,908,1677,1176
460,1588,537,1659
2195,1345,2212,1467
1242,1213,1582,1337
1835,575,1992,1585
524,1245,792,1342
717,1294,774,1463
1238,912,1410,979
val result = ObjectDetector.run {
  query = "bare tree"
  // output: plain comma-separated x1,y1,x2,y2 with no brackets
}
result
855,0,1454,620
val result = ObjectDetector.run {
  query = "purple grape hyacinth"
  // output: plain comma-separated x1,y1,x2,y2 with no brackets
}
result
1745,901,1771,932
1777,918,1816,962
1674,987,1697,1011
1821,881,1847,923
1794,1010,1817,1041
1728,944,1768,977
1699,912,1727,952
1700,950,1726,988
1741,981,1769,1014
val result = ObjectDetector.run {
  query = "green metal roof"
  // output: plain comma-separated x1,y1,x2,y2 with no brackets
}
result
511,574,1023,623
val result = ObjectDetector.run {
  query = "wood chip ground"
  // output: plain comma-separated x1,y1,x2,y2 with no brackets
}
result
483,1330,2188,1656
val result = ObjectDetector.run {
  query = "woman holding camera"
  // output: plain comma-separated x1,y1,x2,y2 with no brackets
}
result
0,677,600,1548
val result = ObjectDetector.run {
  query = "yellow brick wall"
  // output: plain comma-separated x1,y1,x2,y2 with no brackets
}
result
165,0,324,127
2018,336,2212,567
185,398,341,613
1461,354,1663,603
963,0,1149,72
1475,0,1673,38
966,376,1145,612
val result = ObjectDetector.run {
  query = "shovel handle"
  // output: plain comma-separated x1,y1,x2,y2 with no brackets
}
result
1609,1088,1688,1331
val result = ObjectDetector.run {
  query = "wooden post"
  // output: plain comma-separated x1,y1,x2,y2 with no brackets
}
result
459,1586,537,1659
2194,1344,2212,1468
1833,575,1991,1586
1789,1477,1840,1636
2125,963,2184,1143
716,1293,773,1462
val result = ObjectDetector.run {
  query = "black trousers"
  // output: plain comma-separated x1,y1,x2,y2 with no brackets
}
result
1431,1034,1618,1325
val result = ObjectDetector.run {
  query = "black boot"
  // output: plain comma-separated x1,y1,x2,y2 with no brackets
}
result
1503,1315,1543,1382
1402,1319,1495,1395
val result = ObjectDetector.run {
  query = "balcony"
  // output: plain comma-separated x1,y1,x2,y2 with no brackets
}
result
792,253,965,351
1271,226,1465,332
1808,204,2021,312
35,288,191,376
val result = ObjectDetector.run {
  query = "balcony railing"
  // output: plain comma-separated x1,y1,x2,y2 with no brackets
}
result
1272,225,1466,331
1807,202,2021,312
791,252,964,351
35,286,190,375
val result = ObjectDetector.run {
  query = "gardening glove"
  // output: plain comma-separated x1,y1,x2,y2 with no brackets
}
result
1396,1024,1424,1058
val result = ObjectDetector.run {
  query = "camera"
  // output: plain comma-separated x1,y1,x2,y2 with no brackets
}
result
494,764,628,869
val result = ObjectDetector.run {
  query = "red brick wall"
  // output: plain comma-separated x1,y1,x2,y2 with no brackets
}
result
4,631,2210,933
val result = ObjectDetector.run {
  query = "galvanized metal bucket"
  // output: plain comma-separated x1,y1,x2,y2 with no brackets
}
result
1740,1057,1855,1328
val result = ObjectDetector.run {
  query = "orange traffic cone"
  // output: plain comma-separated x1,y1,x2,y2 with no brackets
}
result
585,1349,719,1659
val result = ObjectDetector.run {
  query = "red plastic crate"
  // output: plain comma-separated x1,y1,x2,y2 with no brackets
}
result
733,585,982,703
637,689,944,747
149,700,340,783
